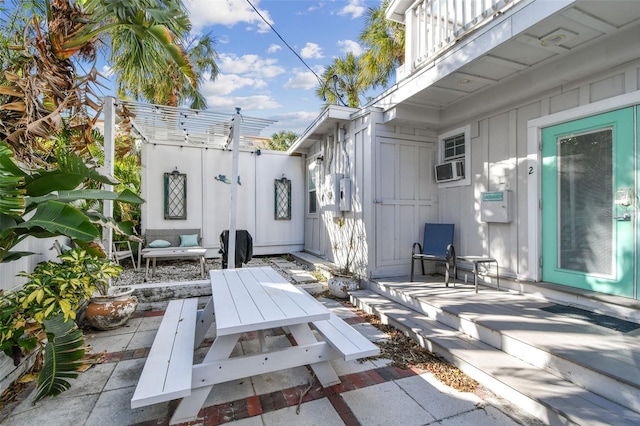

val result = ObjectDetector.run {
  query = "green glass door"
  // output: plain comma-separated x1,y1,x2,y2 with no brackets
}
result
541,108,635,297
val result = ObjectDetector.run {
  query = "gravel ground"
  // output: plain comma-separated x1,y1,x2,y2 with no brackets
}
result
113,255,318,287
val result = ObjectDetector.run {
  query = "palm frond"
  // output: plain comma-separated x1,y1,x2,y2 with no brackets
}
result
34,314,85,402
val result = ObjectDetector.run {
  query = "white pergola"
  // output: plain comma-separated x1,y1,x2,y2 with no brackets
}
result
103,97,276,268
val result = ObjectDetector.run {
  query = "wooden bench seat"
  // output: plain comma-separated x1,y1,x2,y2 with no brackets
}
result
312,313,380,361
131,298,199,409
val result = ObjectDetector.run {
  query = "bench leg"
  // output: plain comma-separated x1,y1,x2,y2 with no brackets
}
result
170,334,239,425
288,323,340,387
199,255,205,278
145,258,151,282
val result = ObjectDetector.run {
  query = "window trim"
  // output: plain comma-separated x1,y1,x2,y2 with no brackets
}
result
307,160,318,215
437,125,471,187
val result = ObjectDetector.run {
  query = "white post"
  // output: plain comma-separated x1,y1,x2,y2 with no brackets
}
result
228,108,241,269
103,96,115,259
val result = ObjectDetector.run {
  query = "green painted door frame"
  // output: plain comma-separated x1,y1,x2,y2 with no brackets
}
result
541,107,635,298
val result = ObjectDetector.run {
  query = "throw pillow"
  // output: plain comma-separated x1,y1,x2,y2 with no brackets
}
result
148,239,171,248
179,234,199,247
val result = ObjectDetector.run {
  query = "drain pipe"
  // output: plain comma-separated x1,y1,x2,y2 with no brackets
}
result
339,125,349,177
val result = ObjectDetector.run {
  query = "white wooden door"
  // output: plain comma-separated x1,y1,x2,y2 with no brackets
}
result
373,136,437,278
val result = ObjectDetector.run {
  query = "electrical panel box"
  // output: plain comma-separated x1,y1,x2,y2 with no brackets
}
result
325,173,343,214
339,178,352,211
481,191,511,223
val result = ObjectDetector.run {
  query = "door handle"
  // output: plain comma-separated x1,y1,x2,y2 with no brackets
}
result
613,213,632,221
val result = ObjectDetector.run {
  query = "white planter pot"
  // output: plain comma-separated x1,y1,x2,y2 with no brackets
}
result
328,275,358,298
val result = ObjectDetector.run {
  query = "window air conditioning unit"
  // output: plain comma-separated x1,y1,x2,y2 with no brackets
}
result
434,160,464,183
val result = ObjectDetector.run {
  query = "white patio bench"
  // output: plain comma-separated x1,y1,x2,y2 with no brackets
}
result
311,313,380,361
131,298,200,409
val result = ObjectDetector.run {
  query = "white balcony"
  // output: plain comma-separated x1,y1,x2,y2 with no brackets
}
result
389,0,523,74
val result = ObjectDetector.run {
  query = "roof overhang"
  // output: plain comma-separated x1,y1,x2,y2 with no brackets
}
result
288,105,358,154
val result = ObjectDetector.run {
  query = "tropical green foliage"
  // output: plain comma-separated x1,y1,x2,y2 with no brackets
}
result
116,31,219,109
316,53,363,108
0,0,198,163
315,0,405,107
261,130,298,151
34,314,85,402
359,0,405,89
0,248,121,397
0,138,144,263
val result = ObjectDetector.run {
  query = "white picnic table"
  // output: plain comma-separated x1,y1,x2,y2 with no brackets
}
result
131,266,379,425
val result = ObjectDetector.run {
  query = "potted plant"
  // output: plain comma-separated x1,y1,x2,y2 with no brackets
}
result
64,249,138,331
0,139,144,400
0,248,125,401
327,218,361,298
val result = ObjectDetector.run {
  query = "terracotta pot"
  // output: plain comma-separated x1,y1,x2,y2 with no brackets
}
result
85,287,138,330
328,275,358,298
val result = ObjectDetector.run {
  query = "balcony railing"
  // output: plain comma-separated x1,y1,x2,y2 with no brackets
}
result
405,0,522,72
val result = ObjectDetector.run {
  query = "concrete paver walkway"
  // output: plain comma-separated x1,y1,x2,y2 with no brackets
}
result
0,294,540,426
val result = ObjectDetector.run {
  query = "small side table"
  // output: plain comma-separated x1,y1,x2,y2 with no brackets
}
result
457,256,499,293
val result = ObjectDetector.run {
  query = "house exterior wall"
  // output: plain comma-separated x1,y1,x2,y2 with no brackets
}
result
299,58,640,288
141,142,305,256
387,58,640,283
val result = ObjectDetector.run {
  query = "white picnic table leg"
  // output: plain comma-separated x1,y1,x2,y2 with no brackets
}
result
288,323,340,387
170,333,240,425
194,297,215,348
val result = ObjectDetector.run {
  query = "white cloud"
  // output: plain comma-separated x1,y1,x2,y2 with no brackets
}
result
186,0,272,32
261,110,322,135
338,0,366,19
338,39,363,56
101,65,114,77
207,95,281,111
204,74,267,96
267,44,282,54
300,42,323,59
218,53,285,79
284,70,320,90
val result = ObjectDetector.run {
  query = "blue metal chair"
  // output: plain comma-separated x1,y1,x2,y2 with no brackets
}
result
410,223,456,285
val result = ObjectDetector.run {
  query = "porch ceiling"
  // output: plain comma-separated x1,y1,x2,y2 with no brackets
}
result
383,0,640,129
116,100,276,149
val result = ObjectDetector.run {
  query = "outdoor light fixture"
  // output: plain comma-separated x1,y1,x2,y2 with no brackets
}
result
539,28,576,47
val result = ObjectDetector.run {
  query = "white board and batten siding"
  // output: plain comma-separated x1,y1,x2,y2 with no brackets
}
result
141,144,304,257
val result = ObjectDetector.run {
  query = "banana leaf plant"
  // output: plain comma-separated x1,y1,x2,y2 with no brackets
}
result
0,137,143,400
0,139,144,262
34,314,85,402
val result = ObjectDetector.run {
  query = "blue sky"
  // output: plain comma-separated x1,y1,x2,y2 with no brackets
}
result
173,0,384,136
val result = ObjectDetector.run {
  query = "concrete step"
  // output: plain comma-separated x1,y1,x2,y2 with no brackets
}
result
350,289,640,426
368,279,640,415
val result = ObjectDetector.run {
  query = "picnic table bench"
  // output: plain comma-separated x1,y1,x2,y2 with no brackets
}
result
130,266,379,425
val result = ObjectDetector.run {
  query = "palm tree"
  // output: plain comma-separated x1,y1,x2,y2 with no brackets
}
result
316,53,364,108
0,0,196,163
115,32,219,109
358,0,405,89
262,130,298,151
